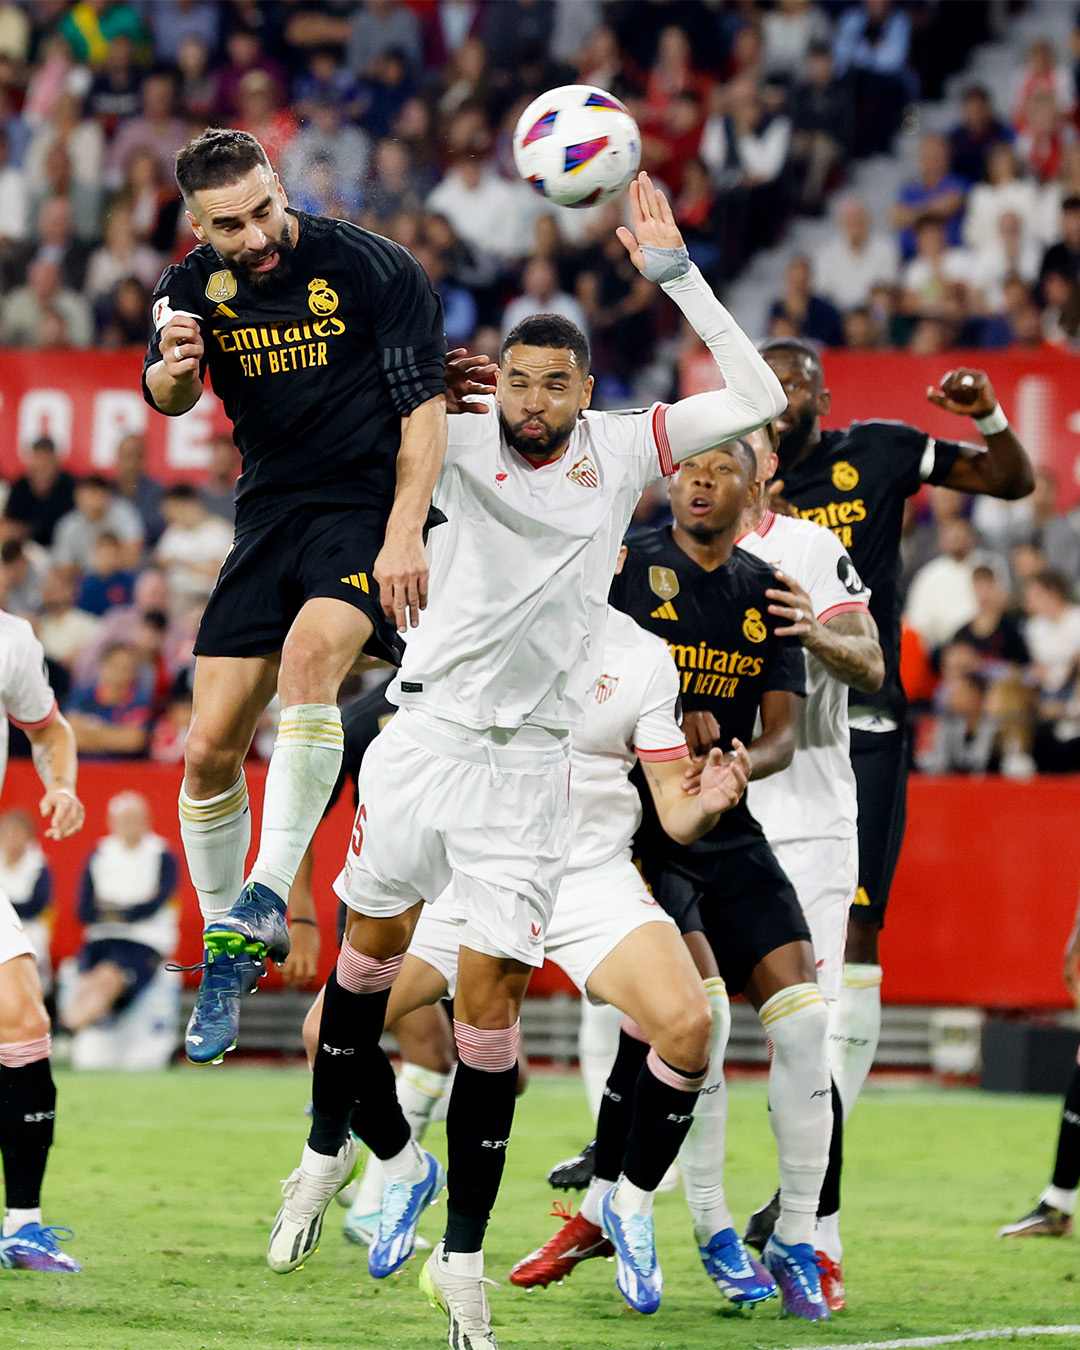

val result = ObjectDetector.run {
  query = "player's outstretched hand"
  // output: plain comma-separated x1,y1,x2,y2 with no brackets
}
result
40,787,84,840
445,348,497,414
698,739,751,816
926,368,997,419
616,171,685,272
375,528,429,632
282,922,320,988
766,568,817,642
160,314,204,383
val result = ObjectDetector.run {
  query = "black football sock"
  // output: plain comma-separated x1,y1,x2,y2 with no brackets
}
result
622,1050,706,1192
1051,1063,1080,1193
0,1060,56,1209
817,1080,844,1218
593,1030,650,1185
443,1062,518,1253
308,971,409,1159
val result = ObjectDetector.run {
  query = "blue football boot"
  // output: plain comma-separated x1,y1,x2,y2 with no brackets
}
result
762,1235,830,1321
699,1228,778,1306
368,1149,446,1278
599,1188,662,1315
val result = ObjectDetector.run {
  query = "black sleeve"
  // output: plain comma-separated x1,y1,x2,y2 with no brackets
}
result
141,264,209,413
763,633,807,698
1001,618,1031,666
17,866,51,920
368,245,446,416
3,480,32,524
883,422,966,498
123,849,179,922
78,861,97,925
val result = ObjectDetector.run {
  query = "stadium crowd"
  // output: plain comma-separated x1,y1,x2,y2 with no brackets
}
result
0,0,1072,778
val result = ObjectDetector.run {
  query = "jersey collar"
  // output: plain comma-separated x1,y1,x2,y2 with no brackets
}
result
735,510,775,544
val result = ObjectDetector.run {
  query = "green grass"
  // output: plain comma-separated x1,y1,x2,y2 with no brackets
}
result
1,1069,1078,1350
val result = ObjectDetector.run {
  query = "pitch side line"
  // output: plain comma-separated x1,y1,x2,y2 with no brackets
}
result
788,1327,1080,1350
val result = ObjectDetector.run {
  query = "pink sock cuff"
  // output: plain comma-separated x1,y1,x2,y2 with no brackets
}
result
0,1035,51,1067
454,1019,519,1072
646,1046,708,1092
620,1016,649,1044
336,940,403,995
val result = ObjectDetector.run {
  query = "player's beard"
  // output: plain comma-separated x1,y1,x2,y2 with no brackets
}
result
775,403,817,472
498,407,579,461
233,223,296,292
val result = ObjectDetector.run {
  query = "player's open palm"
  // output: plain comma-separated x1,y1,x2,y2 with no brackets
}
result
616,172,685,272
697,739,751,817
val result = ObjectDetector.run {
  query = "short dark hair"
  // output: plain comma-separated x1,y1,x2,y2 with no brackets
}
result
78,474,113,493
759,336,823,377
30,435,56,455
175,128,271,201
726,437,757,479
163,482,200,503
95,531,121,548
1064,195,1080,213
502,314,590,374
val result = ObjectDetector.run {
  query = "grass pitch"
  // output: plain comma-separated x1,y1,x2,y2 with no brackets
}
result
1,1068,1077,1350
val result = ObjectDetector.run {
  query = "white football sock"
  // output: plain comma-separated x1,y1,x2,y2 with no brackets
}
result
351,1145,385,1217
829,963,882,1121
580,1175,611,1225
178,775,250,926
1042,1184,1078,1216
815,1210,842,1262
759,984,831,1249
610,1175,654,1219
248,704,344,899
439,1244,484,1273
381,1137,426,1184
579,999,621,1121
681,977,735,1245
2,1206,41,1236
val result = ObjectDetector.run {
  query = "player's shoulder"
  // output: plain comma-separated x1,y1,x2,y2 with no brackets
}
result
838,419,927,452
624,525,674,563
0,608,41,655
605,604,677,672
155,241,221,291
319,215,424,280
766,509,848,556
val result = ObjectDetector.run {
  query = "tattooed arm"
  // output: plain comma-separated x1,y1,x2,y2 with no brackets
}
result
640,740,753,846
766,569,885,695
27,712,85,839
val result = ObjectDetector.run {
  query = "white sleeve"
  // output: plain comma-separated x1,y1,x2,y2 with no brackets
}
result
632,648,688,763
795,529,873,626
6,627,57,731
655,265,787,474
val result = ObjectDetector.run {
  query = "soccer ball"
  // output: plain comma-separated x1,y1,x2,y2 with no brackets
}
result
513,84,641,209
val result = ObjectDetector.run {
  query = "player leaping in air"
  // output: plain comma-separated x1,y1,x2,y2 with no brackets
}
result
270,173,786,1350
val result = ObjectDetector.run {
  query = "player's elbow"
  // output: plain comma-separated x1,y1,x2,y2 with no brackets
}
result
996,462,1036,501
856,653,886,695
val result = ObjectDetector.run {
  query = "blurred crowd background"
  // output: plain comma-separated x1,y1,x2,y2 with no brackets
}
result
0,0,1077,786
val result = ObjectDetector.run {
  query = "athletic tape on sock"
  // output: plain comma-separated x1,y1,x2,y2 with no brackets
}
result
336,940,402,995
646,1046,708,1091
620,1015,649,1043
0,1036,51,1068
454,1019,519,1072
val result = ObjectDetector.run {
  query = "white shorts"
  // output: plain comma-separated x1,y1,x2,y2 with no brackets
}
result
408,853,677,1000
335,709,571,968
770,836,857,1003
0,886,35,968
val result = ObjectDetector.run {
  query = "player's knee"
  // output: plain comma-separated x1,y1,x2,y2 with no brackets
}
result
654,995,712,1070
184,731,245,797
342,910,412,962
279,635,348,705
0,999,50,1051
845,920,880,965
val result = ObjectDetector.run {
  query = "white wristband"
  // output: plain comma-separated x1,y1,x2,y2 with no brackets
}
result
974,404,1009,436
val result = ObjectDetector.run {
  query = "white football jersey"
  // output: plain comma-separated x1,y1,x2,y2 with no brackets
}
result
738,511,871,843
0,610,58,797
391,399,677,732
570,606,687,872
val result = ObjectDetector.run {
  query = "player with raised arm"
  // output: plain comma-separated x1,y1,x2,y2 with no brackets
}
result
744,342,1034,1252
0,610,86,1272
268,173,786,1350
142,129,447,1065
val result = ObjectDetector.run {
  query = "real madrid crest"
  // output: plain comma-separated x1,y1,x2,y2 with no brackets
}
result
742,607,766,643
831,460,859,491
308,278,339,316
205,269,237,302
649,566,680,600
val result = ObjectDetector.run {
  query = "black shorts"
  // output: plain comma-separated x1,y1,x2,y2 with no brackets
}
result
850,725,911,928
193,505,402,664
655,838,810,996
79,938,161,1012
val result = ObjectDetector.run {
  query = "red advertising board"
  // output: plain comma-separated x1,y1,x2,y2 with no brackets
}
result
680,345,1080,507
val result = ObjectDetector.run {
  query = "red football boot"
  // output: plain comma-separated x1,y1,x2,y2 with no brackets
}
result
815,1251,846,1312
509,1203,615,1288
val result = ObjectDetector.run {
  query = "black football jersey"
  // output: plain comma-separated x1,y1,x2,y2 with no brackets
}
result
142,210,446,535
610,527,806,854
780,421,965,719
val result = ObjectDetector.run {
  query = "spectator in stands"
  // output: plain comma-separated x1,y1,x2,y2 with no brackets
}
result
211,27,285,123
0,808,52,988
1039,196,1080,287
363,138,425,226
356,48,414,141
175,33,215,122
147,0,220,66
72,564,172,687
154,484,232,619
1025,569,1080,772
105,70,186,192
905,516,1000,652
1012,39,1073,133
347,0,422,78
976,211,1040,313
75,533,134,617
58,791,178,1039
292,47,363,124
52,475,144,575
948,85,1013,186
414,242,476,347
816,194,899,311
29,195,92,292
954,565,1031,673
891,133,968,258
426,152,534,269
65,642,153,759
502,256,589,339
841,304,884,349
644,25,712,118
918,669,1000,775
28,140,101,245
282,94,369,219
785,40,855,215
963,144,1041,255
832,0,913,155
97,276,153,348
899,215,980,318
200,434,238,525
235,69,298,168
481,0,555,75
84,205,162,304
0,538,44,618
767,253,843,346
1035,141,1080,244
0,127,27,258
762,0,831,86
36,567,99,691
113,432,165,546
437,35,494,123
86,32,142,136
24,90,105,215
112,146,180,255
1018,89,1077,186
1,259,92,347
1041,486,1080,592
59,1,148,68
3,436,75,549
